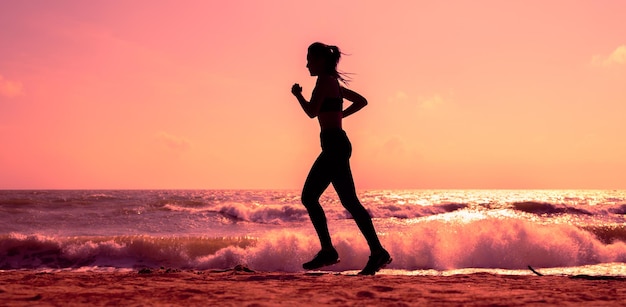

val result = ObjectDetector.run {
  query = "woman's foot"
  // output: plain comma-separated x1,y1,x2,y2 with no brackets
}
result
302,248,340,270
358,249,392,275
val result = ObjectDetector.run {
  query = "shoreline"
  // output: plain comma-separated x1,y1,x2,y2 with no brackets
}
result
2,268,625,306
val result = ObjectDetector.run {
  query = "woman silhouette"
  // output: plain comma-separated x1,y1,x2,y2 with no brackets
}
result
291,42,391,275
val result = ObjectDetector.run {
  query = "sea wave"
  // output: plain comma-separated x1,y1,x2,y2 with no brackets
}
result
511,201,593,216
160,202,471,224
3,217,625,272
609,204,626,215
0,234,255,270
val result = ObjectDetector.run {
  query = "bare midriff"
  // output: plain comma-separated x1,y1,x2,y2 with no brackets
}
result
318,111,342,130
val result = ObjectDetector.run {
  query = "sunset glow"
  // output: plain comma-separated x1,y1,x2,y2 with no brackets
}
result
1,0,624,189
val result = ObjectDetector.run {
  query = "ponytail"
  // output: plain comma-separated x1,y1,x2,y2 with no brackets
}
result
328,45,341,64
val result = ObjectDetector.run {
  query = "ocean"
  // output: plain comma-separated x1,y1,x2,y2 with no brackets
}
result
1,189,625,276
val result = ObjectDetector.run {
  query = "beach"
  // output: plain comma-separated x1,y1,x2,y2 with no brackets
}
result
2,268,625,306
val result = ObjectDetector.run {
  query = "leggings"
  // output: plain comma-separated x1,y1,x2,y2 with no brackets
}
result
301,129,383,252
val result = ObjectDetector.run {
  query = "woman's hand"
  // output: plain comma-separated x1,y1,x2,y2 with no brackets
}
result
291,83,303,96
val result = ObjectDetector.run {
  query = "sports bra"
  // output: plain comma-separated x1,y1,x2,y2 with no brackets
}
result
319,97,343,112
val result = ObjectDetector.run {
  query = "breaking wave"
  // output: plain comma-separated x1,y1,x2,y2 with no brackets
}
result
3,217,626,272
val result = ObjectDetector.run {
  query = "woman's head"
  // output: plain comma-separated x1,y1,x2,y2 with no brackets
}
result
306,42,348,83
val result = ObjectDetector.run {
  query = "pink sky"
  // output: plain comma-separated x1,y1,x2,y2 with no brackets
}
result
1,1,625,189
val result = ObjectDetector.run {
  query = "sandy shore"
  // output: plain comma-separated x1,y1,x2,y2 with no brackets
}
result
1,268,625,306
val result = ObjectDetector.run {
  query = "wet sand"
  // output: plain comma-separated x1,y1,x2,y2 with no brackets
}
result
1,268,625,306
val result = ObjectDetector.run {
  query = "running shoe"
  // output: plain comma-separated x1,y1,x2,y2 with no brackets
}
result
358,250,392,275
302,249,340,270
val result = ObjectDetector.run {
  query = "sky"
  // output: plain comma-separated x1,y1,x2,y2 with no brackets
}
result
1,0,625,190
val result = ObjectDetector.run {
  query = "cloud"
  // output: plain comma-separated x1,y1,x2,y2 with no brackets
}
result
0,75,23,98
387,91,409,104
388,91,447,110
591,45,626,67
154,132,191,152
418,94,445,109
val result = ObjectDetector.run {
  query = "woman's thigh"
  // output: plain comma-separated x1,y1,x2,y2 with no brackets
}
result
302,153,333,201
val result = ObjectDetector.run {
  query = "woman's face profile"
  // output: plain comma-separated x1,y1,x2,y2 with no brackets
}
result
306,53,323,76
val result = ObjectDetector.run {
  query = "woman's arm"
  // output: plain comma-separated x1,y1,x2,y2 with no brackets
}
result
292,87,316,118
291,78,328,118
341,86,368,118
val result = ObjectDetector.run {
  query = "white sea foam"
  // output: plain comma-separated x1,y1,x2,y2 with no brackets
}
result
2,215,625,273
1,190,625,274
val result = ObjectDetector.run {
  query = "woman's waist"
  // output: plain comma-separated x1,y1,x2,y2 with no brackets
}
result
320,127,346,137
318,112,342,130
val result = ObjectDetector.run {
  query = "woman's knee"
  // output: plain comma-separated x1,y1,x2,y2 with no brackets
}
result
341,199,371,219
301,191,321,208
301,180,327,206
